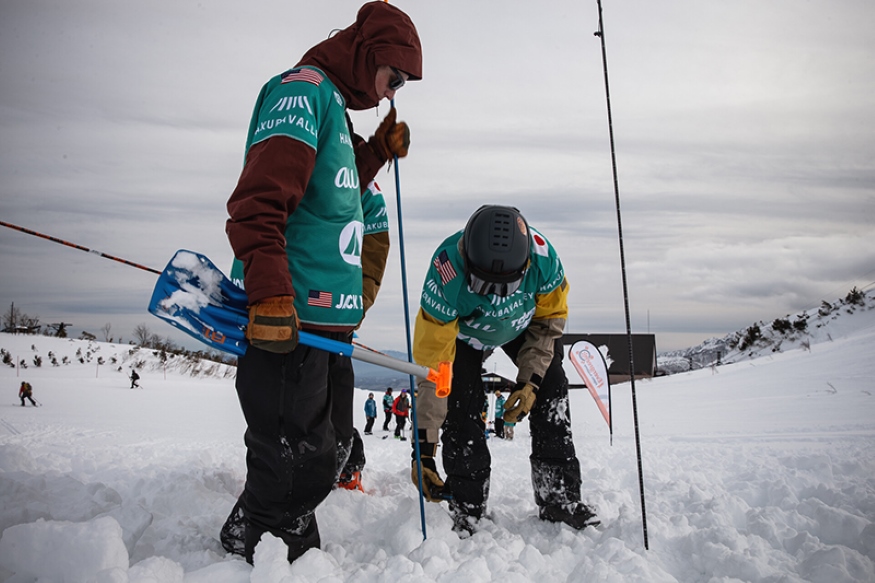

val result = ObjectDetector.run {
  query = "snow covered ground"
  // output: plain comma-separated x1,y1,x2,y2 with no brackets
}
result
1,303,873,582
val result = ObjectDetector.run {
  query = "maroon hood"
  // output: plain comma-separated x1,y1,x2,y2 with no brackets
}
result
297,2,422,111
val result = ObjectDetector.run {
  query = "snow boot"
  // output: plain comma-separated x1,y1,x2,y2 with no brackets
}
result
219,501,246,557
336,470,364,492
450,512,479,537
539,502,600,530
244,516,320,564
449,500,482,538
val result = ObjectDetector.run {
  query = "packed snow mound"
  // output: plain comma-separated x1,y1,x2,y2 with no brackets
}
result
658,288,875,374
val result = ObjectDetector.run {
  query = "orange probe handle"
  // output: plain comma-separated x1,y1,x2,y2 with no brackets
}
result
428,361,453,398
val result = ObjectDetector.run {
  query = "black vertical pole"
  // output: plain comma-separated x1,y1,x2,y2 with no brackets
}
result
594,0,649,550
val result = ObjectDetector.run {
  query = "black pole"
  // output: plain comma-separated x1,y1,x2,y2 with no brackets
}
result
594,0,649,550
608,381,613,446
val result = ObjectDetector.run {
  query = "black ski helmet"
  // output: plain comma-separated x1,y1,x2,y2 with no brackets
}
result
462,205,530,296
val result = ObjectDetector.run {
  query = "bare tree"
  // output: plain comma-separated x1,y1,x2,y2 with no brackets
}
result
21,314,40,332
158,336,179,352
54,323,69,338
133,324,153,347
100,322,113,342
2,303,40,334
2,302,22,331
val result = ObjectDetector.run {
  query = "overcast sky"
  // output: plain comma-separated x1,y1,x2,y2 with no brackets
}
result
1,0,873,353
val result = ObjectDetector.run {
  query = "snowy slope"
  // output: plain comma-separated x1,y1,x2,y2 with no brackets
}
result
657,289,875,374
0,307,873,582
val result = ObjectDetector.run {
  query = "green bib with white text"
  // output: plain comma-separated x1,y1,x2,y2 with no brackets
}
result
238,66,363,326
419,228,565,350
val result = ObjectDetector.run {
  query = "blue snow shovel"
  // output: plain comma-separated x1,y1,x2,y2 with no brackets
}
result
148,250,452,395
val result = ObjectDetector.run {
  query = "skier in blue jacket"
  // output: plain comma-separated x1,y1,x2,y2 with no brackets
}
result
364,393,378,435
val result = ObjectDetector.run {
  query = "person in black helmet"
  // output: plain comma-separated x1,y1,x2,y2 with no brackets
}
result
409,205,599,535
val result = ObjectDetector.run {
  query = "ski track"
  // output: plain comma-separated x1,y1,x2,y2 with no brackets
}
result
0,324,874,582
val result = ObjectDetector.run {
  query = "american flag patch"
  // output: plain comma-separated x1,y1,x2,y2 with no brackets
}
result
281,68,324,86
433,250,457,285
307,290,332,308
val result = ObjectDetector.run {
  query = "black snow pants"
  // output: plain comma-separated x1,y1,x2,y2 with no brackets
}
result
232,331,355,562
442,334,582,519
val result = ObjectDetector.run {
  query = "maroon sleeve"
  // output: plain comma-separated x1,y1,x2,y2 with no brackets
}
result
353,132,387,188
225,137,316,304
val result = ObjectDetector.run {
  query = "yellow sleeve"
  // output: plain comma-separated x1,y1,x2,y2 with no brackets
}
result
412,309,457,443
412,309,458,370
533,277,569,320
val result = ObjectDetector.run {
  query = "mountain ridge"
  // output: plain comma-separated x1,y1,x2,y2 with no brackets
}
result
2,288,871,388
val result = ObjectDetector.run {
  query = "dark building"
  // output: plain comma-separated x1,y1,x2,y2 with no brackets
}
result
480,372,515,394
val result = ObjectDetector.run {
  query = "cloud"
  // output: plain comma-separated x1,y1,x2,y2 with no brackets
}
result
1,0,873,352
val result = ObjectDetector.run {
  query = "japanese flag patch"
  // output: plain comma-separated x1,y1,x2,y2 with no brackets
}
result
530,228,549,257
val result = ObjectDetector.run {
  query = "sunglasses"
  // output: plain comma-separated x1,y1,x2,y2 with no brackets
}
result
388,67,406,91
467,270,526,297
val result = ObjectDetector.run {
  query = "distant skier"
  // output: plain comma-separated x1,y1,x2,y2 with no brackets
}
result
392,390,410,440
130,370,140,389
19,381,37,407
381,387,394,431
493,390,506,438
363,393,377,435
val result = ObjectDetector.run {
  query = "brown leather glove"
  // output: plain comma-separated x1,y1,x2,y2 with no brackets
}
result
503,382,537,423
245,295,298,353
370,107,410,160
411,443,447,502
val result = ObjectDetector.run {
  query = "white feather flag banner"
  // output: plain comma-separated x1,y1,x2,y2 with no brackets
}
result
569,340,611,428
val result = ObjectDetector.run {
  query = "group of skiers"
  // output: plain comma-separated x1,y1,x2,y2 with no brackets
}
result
361,388,411,438
363,387,408,437
218,1,597,564
369,387,516,443
364,387,410,439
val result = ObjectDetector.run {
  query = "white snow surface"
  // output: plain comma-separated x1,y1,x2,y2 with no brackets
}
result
1,307,874,582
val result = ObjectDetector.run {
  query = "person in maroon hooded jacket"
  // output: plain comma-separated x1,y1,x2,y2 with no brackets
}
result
219,2,422,564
